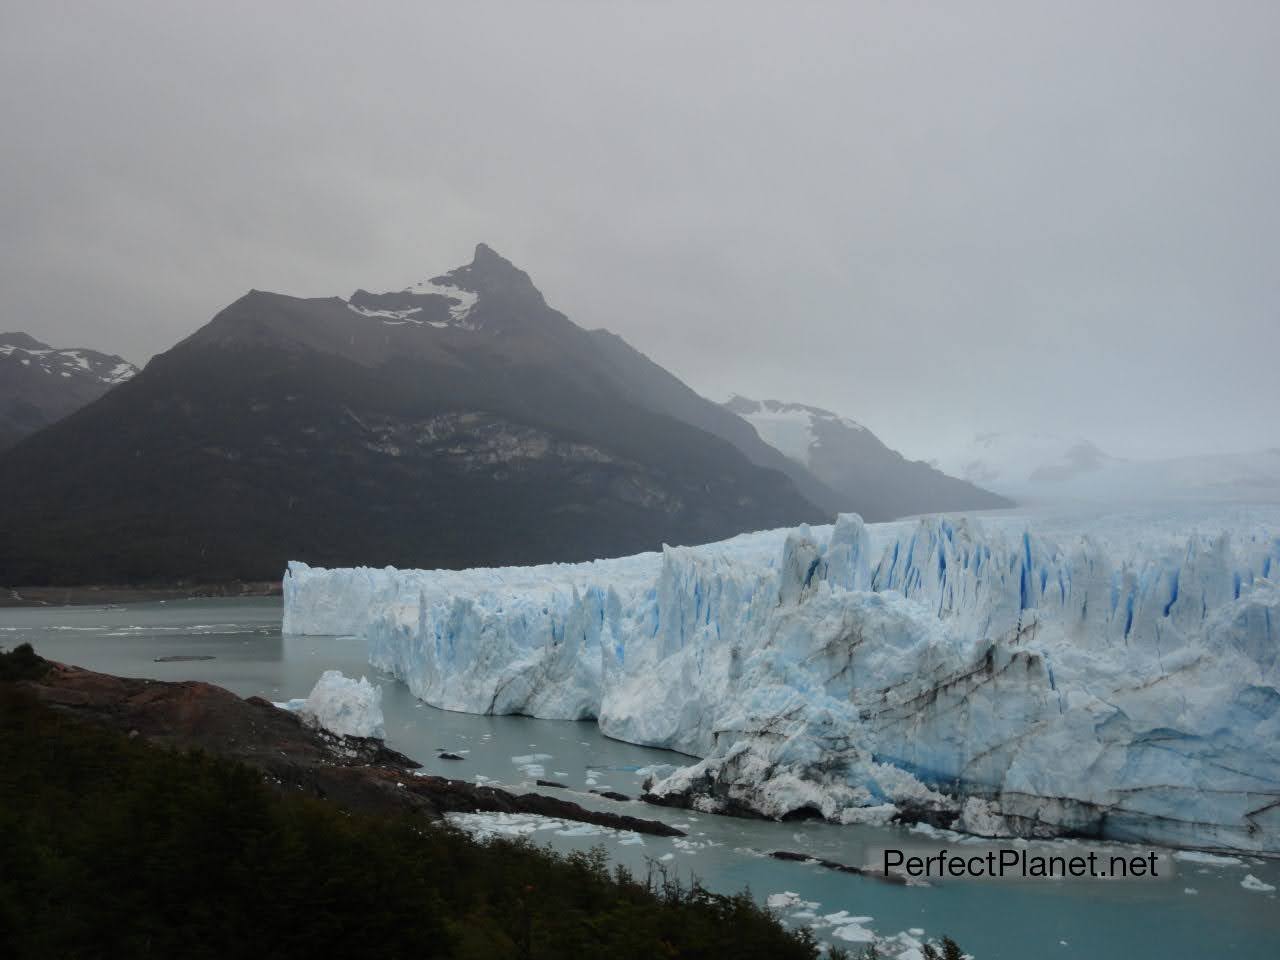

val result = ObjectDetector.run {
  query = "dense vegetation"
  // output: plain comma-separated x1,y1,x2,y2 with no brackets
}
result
0,667,821,959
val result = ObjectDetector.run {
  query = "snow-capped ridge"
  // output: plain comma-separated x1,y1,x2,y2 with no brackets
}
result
0,333,137,385
726,395,868,466
722,394,1011,518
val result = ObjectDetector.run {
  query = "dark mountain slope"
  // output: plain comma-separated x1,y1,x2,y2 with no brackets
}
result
0,247,820,585
586,330,846,515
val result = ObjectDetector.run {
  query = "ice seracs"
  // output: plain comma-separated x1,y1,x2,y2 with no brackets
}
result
277,670,385,739
284,505,1280,854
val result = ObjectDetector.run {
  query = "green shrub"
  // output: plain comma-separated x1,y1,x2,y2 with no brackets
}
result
0,686,819,959
0,643,50,682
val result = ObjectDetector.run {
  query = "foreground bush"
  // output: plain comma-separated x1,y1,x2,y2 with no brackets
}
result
0,679,819,959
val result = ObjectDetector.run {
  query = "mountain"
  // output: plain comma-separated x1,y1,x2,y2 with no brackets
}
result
0,245,825,586
0,332,136,449
931,431,1115,495
583,334,847,515
934,431,1280,505
723,396,1011,519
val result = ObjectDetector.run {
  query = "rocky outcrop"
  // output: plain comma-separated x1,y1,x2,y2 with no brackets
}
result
9,650,683,837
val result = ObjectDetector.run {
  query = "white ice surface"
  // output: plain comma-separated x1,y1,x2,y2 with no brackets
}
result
284,505,1280,852
277,669,385,739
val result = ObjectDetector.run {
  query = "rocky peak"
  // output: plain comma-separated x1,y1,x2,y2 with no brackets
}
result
431,243,545,305
346,244,556,335
723,394,763,416
1,332,50,350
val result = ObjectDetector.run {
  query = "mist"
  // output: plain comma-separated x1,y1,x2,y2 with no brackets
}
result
2,0,1276,460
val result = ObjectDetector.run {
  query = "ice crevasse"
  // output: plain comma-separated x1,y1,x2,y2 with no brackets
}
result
283,508,1280,854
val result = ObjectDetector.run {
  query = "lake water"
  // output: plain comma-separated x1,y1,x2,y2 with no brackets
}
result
5,598,1278,958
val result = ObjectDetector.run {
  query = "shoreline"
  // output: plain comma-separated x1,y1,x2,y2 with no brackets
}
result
2,581,281,607
3,647,684,838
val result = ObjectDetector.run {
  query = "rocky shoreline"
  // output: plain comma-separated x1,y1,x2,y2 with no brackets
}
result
8,651,684,838
2,581,282,607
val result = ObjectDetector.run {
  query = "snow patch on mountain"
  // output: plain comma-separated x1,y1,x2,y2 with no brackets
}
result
285,504,1280,854
0,334,137,385
406,279,478,325
347,304,425,323
723,394,1011,518
342,271,480,330
725,395,865,466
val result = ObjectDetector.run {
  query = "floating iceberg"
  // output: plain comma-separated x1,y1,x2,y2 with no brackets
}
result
277,669,385,739
284,506,1280,853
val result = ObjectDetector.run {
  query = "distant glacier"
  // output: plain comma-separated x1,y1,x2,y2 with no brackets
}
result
283,505,1280,854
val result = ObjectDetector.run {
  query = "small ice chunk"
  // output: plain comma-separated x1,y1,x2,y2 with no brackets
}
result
830,917,876,943
1241,874,1276,892
1173,850,1244,867
512,753,552,777
555,823,604,837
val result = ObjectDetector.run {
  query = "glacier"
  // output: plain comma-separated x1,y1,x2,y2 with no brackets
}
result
276,669,386,739
283,506,1280,854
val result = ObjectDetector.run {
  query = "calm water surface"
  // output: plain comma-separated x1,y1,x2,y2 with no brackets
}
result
4,598,1278,958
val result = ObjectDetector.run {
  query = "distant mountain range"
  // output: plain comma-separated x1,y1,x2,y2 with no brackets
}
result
724,396,1011,518
0,246,1010,586
0,333,136,449
933,431,1280,505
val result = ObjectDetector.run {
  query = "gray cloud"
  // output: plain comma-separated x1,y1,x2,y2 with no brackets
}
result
2,0,1277,460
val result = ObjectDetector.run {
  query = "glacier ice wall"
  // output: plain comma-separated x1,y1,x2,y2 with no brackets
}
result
283,507,1280,853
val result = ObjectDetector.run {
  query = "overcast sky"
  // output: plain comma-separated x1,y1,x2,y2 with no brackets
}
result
2,1,1277,461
